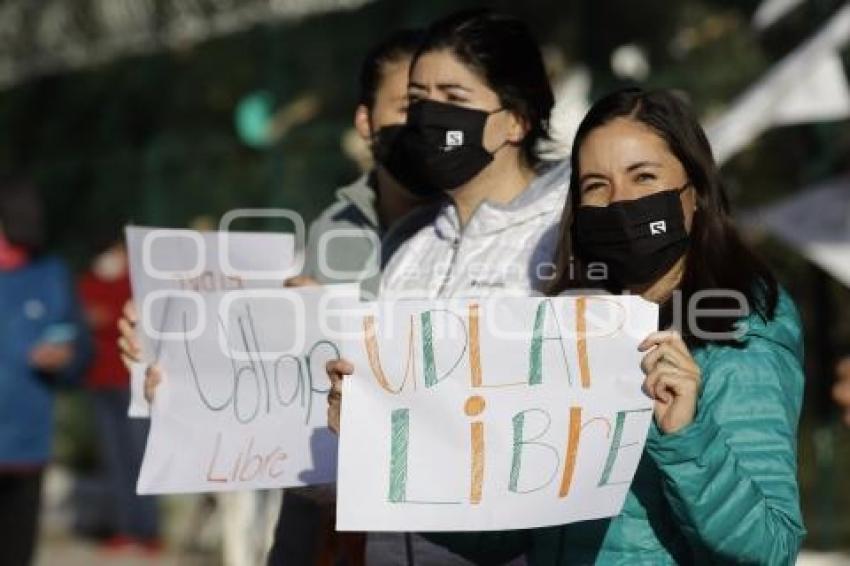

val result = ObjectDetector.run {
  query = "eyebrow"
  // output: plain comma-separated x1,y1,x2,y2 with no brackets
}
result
578,172,607,185
437,83,472,93
625,161,662,172
408,81,472,93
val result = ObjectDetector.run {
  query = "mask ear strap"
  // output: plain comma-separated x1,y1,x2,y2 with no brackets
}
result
487,138,520,158
487,107,523,154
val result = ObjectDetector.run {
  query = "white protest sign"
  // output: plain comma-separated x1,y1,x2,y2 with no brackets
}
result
337,295,658,531
126,226,357,494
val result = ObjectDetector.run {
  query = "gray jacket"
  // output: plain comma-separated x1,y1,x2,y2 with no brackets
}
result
303,173,383,296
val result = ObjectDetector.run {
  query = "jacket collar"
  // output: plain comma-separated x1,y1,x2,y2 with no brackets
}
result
335,172,380,229
434,159,571,239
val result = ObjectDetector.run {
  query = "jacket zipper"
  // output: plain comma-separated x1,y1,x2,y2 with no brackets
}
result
435,234,460,298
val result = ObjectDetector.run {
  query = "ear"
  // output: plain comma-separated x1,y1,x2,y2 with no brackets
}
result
354,104,373,143
505,110,530,145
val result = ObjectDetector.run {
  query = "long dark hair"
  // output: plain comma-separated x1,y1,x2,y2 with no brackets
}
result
548,88,778,343
413,9,554,165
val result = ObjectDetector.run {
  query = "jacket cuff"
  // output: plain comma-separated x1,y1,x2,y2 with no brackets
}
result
645,414,722,465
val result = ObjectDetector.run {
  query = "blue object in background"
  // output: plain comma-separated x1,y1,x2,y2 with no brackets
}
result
235,91,275,149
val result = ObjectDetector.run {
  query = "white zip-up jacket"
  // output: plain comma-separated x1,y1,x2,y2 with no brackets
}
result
379,159,571,299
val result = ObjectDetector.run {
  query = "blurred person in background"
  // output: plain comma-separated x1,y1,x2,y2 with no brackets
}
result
834,356,850,426
0,177,91,566
78,235,161,555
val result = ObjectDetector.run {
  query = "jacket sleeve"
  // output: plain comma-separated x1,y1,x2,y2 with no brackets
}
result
422,530,531,565
45,259,92,386
645,333,805,564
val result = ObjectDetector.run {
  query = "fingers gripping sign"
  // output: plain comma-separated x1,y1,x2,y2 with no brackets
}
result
639,330,701,434
326,359,354,434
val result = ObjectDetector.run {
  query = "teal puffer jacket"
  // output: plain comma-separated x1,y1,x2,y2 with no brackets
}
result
429,290,806,565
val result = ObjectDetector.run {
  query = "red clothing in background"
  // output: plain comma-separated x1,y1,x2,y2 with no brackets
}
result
79,272,131,389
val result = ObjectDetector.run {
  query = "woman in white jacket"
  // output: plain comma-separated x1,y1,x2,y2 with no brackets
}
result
375,8,569,301
328,9,569,564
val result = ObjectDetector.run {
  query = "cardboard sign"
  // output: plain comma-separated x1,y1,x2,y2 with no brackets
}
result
336,295,657,531
126,226,356,494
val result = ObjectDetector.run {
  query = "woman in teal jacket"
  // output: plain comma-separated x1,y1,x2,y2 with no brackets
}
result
328,87,805,564
427,89,805,564
426,293,803,565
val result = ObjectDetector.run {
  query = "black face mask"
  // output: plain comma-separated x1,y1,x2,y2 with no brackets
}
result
384,100,504,196
574,185,691,288
371,124,404,167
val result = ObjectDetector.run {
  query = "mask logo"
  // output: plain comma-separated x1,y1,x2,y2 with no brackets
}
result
445,130,464,147
650,220,667,235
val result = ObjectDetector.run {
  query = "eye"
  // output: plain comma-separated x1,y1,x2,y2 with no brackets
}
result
635,172,656,183
581,182,605,193
447,94,470,104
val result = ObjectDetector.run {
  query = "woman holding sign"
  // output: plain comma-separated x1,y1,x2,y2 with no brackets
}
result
325,6,568,429
328,88,805,564
327,9,568,564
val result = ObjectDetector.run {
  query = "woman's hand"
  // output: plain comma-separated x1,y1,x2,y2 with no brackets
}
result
326,359,354,434
29,342,74,373
144,364,163,404
639,330,701,434
117,300,164,404
284,275,320,287
833,356,850,427
117,300,143,371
